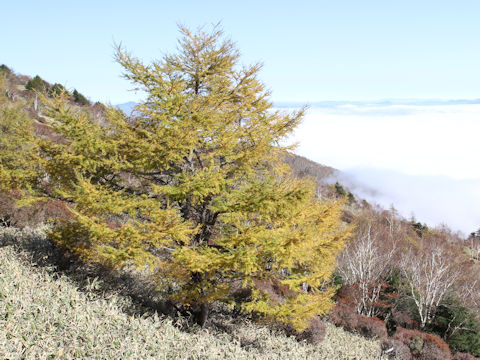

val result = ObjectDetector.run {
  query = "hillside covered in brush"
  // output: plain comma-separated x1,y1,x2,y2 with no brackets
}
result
0,227,383,359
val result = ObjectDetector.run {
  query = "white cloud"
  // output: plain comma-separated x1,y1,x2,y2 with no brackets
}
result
287,103,480,233
290,103,480,179
337,168,480,235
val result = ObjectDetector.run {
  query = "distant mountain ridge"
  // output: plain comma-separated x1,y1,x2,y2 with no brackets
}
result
275,98,480,108
118,99,480,114
115,101,137,114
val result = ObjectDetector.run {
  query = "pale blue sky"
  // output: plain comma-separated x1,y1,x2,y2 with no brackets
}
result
2,0,480,104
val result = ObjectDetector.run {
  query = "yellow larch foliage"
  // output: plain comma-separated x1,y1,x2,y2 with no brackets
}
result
0,26,350,331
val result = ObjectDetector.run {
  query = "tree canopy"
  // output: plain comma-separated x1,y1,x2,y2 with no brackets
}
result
1,26,349,330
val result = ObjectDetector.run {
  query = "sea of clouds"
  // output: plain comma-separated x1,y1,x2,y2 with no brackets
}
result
286,101,480,235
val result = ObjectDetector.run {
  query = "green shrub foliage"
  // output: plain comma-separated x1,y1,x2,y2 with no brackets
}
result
335,182,346,197
72,89,90,105
433,298,480,356
0,64,11,74
50,83,68,97
25,75,48,92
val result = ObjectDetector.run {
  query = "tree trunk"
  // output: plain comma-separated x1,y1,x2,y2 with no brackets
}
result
34,94,38,112
196,303,209,327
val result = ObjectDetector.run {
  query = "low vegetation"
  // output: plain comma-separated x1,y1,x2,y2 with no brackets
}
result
0,227,381,359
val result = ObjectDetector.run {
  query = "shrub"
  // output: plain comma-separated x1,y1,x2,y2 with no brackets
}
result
0,192,71,228
0,192,17,227
334,182,346,197
25,75,48,92
329,302,387,339
328,302,387,339
391,309,419,330
347,192,355,202
341,209,355,223
434,297,480,356
50,83,68,96
0,64,11,74
421,333,452,360
36,200,73,224
452,353,477,360
335,281,399,321
393,327,451,360
335,284,358,306
381,338,412,360
328,302,358,332
72,89,90,105
356,315,388,339
291,317,326,344
0,192,43,228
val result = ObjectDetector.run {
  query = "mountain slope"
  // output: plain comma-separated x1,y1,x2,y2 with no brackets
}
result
0,228,382,359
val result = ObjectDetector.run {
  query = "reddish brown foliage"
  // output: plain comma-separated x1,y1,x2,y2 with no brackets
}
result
391,327,426,346
39,200,72,222
293,317,326,344
0,192,71,228
33,121,52,136
452,353,477,360
356,314,388,339
33,121,65,143
328,302,358,332
393,327,451,360
341,210,355,224
335,284,358,307
253,278,297,304
0,191,43,227
0,192,17,226
329,302,388,339
391,309,419,330
106,220,123,230
17,75,30,85
25,107,46,123
335,283,399,319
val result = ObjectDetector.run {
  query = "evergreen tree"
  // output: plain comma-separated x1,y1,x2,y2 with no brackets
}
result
25,75,47,92
0,64,11,75
334,182,347,197
434,297,480,356
72,89,90,105
50,83,68,97
0,74,39,192
4,26,349,330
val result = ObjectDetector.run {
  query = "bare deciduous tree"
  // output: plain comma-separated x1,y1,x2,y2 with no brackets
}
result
400,232,463,328
337,211,397,317
467,230,480,260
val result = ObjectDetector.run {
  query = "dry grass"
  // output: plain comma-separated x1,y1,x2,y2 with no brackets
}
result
0,227,381,359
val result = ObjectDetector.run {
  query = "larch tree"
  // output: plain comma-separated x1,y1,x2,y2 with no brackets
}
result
0,73,40,193
3,26,349,330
